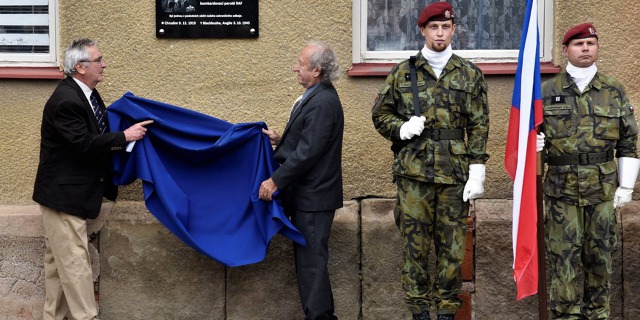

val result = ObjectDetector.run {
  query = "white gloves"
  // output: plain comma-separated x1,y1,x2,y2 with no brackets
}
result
463,164,486,202
399,116,426,140
536,132,545,152
613,157,640,208
614,188,633,209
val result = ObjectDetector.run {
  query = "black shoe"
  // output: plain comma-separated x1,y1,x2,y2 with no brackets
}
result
436,315,454,320
412,312,431,320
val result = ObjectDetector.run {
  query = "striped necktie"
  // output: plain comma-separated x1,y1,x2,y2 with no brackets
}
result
289,96,303,118
91,94,107,134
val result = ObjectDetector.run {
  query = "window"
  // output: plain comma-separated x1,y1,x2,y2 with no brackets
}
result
0,0,58,66
352,0,553,64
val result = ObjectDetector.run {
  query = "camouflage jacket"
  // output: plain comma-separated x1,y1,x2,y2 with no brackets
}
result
372,51,489,184
541,71,639,206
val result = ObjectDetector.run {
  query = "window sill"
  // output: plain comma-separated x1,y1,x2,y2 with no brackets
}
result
0,67,64,79
347,62,561,77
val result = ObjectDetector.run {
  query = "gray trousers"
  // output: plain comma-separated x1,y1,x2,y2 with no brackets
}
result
292,209,338,320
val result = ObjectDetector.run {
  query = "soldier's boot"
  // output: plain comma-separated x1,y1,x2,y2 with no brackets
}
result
412,311,431,320
435,314,454,320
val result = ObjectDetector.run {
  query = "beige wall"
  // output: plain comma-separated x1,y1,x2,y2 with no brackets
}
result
2,0,640,206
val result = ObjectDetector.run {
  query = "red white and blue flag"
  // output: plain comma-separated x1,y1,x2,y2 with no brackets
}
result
504,0,543,301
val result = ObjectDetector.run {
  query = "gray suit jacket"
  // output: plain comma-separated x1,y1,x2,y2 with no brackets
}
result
272,83,344,212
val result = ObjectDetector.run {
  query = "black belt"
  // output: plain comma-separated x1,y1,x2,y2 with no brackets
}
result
423,129,464,141
547,150,614,166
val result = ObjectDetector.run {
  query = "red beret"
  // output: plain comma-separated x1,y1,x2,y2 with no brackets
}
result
562,23,598,45
417,2,455,28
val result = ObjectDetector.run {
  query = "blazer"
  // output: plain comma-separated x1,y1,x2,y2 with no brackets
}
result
33,77,126,219
272,83,344,212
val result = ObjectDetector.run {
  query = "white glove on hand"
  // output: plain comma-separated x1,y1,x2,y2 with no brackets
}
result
399,116,426,140
536,132,545,152
614,157,640,208
613,187,633,209
463,164,486,202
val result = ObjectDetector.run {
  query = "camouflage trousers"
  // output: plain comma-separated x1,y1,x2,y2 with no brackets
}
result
395,176,467,315
545,197,617,320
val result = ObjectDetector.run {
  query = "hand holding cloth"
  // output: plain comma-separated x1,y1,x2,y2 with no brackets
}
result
107,92,305,267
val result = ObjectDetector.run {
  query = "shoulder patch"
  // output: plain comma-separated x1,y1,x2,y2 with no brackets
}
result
379,84,390,95
372,85,390,112
479,79,488,93
372,95,380,111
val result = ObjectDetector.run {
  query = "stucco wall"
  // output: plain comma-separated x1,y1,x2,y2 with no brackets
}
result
2,1,640,204
2,0,640,319
553,0,640,106
1,81,52,204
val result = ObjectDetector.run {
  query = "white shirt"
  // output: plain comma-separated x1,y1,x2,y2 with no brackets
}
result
71,77,95,107
421,44,453,79
565,62,597,93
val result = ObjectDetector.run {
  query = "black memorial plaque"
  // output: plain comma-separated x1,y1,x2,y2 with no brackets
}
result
156,0,258,38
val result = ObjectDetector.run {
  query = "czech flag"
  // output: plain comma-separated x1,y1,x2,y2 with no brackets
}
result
504,0,543,300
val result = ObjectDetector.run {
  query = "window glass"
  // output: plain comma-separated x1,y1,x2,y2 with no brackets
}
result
0,0,58,65
355,0,551,63
367,0,526,51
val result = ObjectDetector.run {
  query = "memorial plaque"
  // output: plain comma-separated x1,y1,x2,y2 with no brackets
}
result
156,0,259,38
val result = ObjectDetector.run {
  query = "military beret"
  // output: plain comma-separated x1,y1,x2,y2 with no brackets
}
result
562,23,598,45
417,2,455,28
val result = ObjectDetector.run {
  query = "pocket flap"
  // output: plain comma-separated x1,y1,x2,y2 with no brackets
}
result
450,140,468,155
407,136,428,150
448,81,471,93
599,161,617,175
593,106,620,118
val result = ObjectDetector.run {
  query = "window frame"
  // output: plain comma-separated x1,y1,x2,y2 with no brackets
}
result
351,0,553,64
0,0,60,78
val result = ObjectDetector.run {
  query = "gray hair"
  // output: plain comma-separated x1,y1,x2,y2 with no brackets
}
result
306,40,340,84
62,38,96,76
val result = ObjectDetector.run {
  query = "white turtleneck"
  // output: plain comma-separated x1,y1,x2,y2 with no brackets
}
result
565,62,597,93
421,44,453,79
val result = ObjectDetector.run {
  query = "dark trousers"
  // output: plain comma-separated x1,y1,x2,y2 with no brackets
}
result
292,209,338,320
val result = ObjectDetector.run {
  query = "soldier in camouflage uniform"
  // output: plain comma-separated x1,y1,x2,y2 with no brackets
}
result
537,23,640,319
371,3,489,320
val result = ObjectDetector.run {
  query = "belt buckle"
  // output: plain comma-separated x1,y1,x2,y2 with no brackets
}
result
431,129,440,141
579,153,589,165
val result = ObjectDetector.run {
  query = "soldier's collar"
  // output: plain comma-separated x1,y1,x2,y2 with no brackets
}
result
415,51,460,68
562,71,602,91
590,73,603,90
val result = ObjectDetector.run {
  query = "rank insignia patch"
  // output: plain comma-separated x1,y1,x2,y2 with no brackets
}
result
551,95,565,104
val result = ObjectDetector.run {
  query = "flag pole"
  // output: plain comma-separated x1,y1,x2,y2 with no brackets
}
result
536,151,547,320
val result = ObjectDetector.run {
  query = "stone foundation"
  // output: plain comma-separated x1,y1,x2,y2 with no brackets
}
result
2,199,639,319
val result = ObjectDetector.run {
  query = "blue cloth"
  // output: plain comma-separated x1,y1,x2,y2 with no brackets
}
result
106,92,306,267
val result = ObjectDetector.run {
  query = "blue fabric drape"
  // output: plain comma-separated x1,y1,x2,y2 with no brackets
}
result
107,92,305,267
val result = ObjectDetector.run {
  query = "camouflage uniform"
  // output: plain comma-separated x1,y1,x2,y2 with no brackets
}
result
541,71,638,319
372,51,489,315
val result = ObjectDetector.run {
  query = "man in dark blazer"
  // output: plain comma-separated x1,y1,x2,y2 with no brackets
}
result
33,38,152,320
259,41,344,320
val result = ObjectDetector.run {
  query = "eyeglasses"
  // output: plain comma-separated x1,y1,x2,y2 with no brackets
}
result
79,57,104,64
